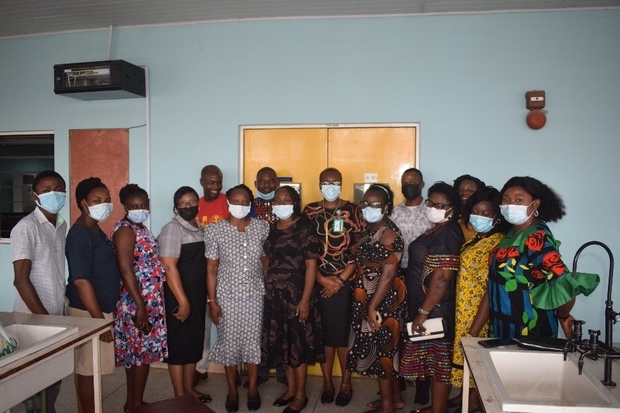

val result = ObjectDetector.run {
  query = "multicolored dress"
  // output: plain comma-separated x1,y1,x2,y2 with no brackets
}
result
346,219,406,380
112,220,168,368
400,221,463,383
302,201,365,347
488,222,598,338
451,232,504,387
261,218,325,369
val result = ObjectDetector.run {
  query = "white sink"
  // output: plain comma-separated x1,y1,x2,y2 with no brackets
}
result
0,323,79,412
0,323,78,368
484,349,620,412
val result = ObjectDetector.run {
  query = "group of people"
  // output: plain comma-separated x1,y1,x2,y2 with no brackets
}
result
10,165,599,413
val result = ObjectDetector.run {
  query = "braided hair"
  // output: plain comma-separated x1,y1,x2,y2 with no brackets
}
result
75,177,108,209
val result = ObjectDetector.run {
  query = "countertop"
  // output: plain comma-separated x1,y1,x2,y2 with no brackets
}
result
0,311,112,381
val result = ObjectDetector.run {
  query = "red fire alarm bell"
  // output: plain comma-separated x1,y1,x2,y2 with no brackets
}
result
525,90,547,130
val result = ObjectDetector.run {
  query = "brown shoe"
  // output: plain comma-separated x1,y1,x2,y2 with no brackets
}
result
193,370,209,387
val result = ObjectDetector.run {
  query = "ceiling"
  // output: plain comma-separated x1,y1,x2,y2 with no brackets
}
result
1,0,619,39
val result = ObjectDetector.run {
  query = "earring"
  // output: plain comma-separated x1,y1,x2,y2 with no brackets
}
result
534,210,539,217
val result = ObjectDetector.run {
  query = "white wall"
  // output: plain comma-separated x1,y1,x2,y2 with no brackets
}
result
1,10,619,335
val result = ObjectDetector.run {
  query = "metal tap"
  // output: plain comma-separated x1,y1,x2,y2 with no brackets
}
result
572,241,617,386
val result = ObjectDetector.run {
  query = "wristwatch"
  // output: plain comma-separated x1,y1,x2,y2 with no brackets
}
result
418,307,430,315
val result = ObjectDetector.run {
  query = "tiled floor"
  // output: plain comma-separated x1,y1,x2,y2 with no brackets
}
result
7,366,459,412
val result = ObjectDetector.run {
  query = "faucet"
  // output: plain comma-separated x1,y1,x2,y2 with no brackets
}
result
572,241,619,386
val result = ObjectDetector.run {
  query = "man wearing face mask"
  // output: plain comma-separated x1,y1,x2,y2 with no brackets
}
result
388,168,434,405
11,170,68,413
250,167,279,225
195,165,229,385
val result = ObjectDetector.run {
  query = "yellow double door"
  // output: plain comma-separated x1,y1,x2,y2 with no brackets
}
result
242,125,418,376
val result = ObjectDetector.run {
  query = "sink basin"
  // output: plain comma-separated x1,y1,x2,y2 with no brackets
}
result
0,323,78,368
484,349,620,412
0,323,79,412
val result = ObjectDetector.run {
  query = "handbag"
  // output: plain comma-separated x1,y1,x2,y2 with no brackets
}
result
406,317,445,342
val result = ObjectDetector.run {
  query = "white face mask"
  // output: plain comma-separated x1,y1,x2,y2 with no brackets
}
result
127,209,149,224
321,185,341,202
362,207,384,223
228,202,251,219
500,202,534,225
88,202,113,222
425,205,450,224
272,204,294,220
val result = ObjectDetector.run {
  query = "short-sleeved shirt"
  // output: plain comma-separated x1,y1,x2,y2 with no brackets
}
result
390,201,433,269
302,201,366,275
65,223,121,313
204,219,270,299
11,208,67,315
158,214,205,256
197,193,229,228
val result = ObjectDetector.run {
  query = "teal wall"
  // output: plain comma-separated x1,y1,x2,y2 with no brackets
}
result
1,11,619,334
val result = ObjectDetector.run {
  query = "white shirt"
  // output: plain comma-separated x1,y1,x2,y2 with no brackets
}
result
390,201,433,268
11,207,67,315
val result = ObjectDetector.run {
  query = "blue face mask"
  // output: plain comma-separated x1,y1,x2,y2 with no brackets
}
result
88,202,113,222
273,205,294,220
127,209,149,224
321,185,341,202
257,190,275,201
362,207,384,223
469,214,495,233
35,191,66,214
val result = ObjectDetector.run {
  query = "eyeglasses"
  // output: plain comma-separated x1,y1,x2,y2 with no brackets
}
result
177,200,198,208
359,201,384,209
320,182,342,187
425,199,452,210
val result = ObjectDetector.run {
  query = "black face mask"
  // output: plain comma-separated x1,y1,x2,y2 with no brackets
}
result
178,206,199,222
402,184,421,201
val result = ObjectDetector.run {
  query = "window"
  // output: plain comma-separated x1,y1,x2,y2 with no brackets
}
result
0,132,54,239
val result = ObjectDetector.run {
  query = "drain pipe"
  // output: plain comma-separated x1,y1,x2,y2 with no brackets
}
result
144,66,151,227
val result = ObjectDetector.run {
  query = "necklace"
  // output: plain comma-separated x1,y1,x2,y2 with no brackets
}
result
321,200,342,245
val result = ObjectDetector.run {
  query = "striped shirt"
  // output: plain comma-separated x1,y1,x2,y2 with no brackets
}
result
11,207,67,315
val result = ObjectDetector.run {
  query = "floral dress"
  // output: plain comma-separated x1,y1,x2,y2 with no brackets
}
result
488,222,574,338
451,232,503,387
346,219,406,380
113,220,168,368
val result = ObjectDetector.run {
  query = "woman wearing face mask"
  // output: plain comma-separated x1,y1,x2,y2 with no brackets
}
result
401,182,464,413
346,184,407,413
112,184,167,412
488,176,599,341
261,186,323,413
302,168,365,406
65,177,120,413
205,184,269,412
452,175,486,242
449,187,508,413
157,186,211,404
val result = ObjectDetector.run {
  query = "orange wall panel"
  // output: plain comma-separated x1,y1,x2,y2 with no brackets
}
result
243,128,327,205
69,129,129,236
